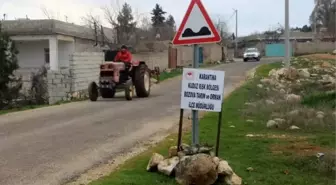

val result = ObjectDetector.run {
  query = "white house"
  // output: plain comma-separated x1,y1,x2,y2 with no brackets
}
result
2,19,116,103
2,19,115,71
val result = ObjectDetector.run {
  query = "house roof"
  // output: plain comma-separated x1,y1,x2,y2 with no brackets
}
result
1,19,115,42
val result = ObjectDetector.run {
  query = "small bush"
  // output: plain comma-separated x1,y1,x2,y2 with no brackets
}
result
0,22,22,109
302,91,336,109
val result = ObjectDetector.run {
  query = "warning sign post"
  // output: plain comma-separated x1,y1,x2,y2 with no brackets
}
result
173,0,223,156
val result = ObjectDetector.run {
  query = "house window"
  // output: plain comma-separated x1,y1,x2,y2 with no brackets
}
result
44,48,50,64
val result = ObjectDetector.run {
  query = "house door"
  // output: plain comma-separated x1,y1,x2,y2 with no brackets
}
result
168,46,177,68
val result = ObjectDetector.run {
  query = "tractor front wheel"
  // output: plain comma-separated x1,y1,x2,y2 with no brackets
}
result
125,84,134,101
88,82,98,101
134,64,151,98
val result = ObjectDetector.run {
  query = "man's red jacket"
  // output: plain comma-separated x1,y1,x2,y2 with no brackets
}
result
114,51,132,62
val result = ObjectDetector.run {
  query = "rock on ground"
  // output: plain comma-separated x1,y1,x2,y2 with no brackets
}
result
158,156,180,176
266,100,275,105
224,173,242,185
285,94,302,103
298,68,310,78
316,112,325,119
274,118,286,125
288,109,300,116
175,154,218,185
217,160,233,176
289,125,300,130
267,120,278,128
169,146,178,158
147,153,165,171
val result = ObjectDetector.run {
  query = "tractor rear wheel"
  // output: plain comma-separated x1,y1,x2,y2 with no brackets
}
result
134,64,151,98
100,89,115,98
88,82,98,101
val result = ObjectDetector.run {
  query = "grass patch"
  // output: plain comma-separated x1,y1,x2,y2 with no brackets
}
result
0,104,48,115
89,62,335,185
159,68,183,81
0,98,87,115
255,62,282,77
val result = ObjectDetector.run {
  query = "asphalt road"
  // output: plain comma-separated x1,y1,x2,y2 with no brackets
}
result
0,59,274,185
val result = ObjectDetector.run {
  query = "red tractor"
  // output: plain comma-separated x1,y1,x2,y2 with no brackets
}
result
88,49,159,101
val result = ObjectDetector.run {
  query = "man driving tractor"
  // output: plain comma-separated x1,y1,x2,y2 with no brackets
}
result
114,45,132,63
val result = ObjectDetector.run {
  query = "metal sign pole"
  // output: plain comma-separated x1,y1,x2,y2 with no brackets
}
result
177,109,184,151
192,44,200,146
215,108,223,156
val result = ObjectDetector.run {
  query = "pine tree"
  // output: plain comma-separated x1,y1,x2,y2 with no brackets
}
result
115,3,136,44
0,22,22,109
165,15,176,39
151,4,166,27
166,15,176,30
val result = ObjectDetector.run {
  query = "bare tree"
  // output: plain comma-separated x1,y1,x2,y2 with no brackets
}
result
81,13,101,29
103,0,122,44
212,18,231,45
41,5,54,19
310,0,336,40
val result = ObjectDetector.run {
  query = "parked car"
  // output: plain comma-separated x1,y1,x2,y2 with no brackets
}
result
243,48,261,62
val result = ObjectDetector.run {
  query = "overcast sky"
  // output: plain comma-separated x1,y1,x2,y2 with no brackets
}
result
1,0,315,36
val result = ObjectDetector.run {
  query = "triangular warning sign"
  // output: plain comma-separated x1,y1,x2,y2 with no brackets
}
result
172,0,221,45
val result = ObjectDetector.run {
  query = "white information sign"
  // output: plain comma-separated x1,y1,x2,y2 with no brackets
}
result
180,68,225,112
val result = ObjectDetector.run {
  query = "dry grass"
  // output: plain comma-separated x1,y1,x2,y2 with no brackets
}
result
270,141,334,157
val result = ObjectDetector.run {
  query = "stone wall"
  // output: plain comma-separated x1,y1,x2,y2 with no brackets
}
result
47,68,71,104
14,67,41,93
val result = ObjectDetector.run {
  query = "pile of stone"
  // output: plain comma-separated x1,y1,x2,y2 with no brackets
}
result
146,144,242,185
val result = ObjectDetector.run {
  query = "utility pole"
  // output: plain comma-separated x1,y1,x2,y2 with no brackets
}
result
314,0,319,40
233,9,238,58
284,0,290,68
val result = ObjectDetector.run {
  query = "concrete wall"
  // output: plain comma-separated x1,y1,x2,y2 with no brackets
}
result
203,44,222,62
174,43,223,67
294,41,335,55
46,52,104,104
59,40,75,67
133,50,169,70
176,46,193,67
69,52,104,93
238,41,335,57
